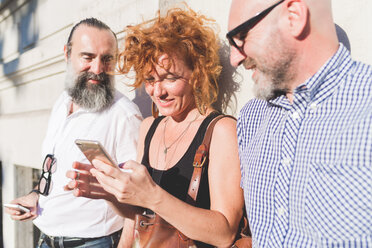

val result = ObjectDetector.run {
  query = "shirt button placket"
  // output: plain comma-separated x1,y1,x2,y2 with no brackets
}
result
277,207,286,217
309,103,318,113
282,158,291,166
291,111,300,120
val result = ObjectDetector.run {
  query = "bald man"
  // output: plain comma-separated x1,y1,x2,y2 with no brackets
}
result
227,0,371,247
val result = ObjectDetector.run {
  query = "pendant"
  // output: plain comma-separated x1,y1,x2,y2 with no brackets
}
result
164,147,168,154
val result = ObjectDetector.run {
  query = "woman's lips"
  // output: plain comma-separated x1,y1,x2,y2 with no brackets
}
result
157,98,173,107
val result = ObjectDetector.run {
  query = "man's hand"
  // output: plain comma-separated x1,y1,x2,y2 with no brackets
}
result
65,161,116,202
4,192,39,221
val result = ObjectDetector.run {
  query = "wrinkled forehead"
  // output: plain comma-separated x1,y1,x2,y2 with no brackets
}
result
228,0,274,31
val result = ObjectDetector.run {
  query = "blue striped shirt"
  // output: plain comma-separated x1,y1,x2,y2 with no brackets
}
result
237,44,372,247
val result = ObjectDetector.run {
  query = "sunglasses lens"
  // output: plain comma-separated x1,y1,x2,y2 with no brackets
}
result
48,180,53,194
43,156,57,173
38,154,56,196
50,159,57,173
39,177,47,194
38,176,53,196
43,157,52,171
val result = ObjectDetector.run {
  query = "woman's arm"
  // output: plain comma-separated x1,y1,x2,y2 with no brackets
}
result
91,116,244,247
150,117,244,247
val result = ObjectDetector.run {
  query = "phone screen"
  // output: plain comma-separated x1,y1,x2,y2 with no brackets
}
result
75,139,117,167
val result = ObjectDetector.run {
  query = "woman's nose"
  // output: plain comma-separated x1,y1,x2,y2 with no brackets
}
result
153,81,164,97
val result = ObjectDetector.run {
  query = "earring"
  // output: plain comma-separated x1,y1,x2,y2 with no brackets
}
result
152,101,159,118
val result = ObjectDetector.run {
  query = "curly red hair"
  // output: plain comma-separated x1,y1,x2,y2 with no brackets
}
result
118,7,222,114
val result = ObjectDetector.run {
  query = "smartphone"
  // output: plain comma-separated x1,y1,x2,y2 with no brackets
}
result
75,139,118,167
4,203,30,213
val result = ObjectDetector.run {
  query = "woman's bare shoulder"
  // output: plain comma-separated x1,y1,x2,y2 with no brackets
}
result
212,115,237,135
140,116,156,132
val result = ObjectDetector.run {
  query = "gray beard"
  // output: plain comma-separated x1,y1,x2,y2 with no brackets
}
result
251,59,292,101
246,30,295,101
65,64,115,112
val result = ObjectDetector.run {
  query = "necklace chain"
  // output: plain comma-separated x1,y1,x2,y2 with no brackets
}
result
163,112,199,156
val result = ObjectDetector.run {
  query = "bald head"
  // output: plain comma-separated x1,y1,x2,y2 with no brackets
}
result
303,0,336,36
228,0,335,37
228,0,275,31
227,0,339,99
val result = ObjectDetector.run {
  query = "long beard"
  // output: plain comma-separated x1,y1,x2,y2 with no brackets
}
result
65,64,115,112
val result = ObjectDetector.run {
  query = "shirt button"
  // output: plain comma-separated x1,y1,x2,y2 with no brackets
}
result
292,111,300,119
310,103,318,111
282,158,291,166
278,207,285,216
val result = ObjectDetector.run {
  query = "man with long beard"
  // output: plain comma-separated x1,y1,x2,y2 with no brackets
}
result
227,0,371,247
5,18,142,247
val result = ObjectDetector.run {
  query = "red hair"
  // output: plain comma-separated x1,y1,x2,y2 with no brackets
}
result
118,7,221,114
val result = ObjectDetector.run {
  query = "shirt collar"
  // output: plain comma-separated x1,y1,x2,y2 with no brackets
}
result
269,43,352,107
62,91,89,116
303,43,352,103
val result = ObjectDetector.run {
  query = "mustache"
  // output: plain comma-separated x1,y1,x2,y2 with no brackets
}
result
81,72,109,84
242,57,256,69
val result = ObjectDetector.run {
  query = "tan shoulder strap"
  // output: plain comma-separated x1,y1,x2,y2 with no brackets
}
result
186,114,236,204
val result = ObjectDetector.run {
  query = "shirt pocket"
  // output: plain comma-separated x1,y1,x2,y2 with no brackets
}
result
305,162,372,242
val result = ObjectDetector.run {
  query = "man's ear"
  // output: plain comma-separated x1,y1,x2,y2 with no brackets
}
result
284,0,309,39
63,45,69,62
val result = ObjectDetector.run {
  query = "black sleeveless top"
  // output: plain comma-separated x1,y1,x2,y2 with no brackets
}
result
141,111,220,210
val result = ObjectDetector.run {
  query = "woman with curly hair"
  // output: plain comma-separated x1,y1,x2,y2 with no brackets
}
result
67,7,244,247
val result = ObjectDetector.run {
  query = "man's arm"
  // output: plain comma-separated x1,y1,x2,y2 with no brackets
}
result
4,190,39,221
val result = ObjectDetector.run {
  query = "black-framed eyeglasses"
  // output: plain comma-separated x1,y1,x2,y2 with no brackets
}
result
36,154,57,196
226,0,285,53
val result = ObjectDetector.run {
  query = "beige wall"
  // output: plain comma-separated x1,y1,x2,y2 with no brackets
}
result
1,0,371,247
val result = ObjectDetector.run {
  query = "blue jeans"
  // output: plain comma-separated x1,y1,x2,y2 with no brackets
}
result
37,230,121,248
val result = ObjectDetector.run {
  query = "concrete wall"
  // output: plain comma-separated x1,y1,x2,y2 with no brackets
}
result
1,0,371,247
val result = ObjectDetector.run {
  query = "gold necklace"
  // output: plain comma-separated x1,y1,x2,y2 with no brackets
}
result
163,112,199,156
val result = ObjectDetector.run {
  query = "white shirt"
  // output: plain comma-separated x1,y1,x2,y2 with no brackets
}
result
33,90,142,237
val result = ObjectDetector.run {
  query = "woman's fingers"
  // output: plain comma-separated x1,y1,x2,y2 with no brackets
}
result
87,159,155,206
91,168,131,200
90,168,116,191
91,159,119,177
90,161,153,206
120,160,140,172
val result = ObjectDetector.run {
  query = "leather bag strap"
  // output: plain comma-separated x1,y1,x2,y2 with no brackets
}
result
187,114,236,204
